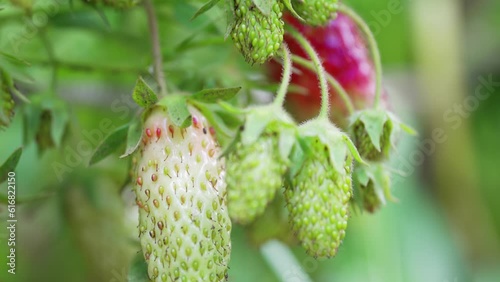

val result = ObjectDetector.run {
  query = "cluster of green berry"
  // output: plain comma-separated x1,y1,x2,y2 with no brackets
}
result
127,1,415,281
230,0,339,64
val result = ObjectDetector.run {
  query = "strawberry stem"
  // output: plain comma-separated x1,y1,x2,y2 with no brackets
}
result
273,44,292,108
144,0,168,97
291,55,355,115
338,4,383,109
286,26,330,120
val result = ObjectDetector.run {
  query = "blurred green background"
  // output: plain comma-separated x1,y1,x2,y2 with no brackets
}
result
1,0,499,281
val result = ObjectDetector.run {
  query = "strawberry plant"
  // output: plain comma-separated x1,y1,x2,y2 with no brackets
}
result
0,0,416,281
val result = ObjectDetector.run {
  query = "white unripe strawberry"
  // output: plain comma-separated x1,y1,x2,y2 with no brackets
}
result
132,106,231,282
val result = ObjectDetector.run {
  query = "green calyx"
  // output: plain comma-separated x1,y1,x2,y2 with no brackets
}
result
352,162,395,214
231,0,285,64
289,118,363,179
290,0,339,26
351,109,392,161
349,109,416,162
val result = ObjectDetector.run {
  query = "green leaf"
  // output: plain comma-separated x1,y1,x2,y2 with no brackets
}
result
47,100,69,147
218,101,247,115
399,121,418,136
191,100,233,138
0,52,30,67
0,147,22,184
371,164,389,205
297,135,313,156
89,3,111,29
158,95,192,128
281,0,304,21
23,100,43,145
343,134,365,164
278,126,296,161
327,135,348,174
190,87,241,103
127,252,149,282
252,0,275,16
50,109,68,148
132,77,158,108
191,0,221,20
359,110,388,152
174,31,200,53
121,118,143,158
241,109,274,145
213,108,243,129
287,142,305,179
224,0,236,39
0,53,33,84
220,129,241,159
354,164,370,186
89,125,128,166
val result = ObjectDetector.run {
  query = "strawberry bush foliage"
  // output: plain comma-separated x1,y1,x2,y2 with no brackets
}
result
0,0,415,281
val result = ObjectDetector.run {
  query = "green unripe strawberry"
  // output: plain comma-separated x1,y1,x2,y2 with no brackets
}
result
285,119,360,258
231,0,285,64
352,117,392,161
285,139,351,258
226,107,295,224
227,130,287,224
290,0,339,26
133,106,231,282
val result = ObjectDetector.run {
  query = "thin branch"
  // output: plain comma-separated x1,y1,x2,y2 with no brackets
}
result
144,0,168,97
273,44,292,108
286,26,330,119
291,55,355,114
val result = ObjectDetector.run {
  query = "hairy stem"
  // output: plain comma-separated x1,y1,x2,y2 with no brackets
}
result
291,55,355,114
144,0,168,97
338,4,383,108
273,44,292,108
286,26,330,119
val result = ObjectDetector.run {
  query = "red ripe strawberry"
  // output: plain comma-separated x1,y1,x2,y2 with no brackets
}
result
269,13,380,123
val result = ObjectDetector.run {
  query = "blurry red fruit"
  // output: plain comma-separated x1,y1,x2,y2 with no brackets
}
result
269,13,384,125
